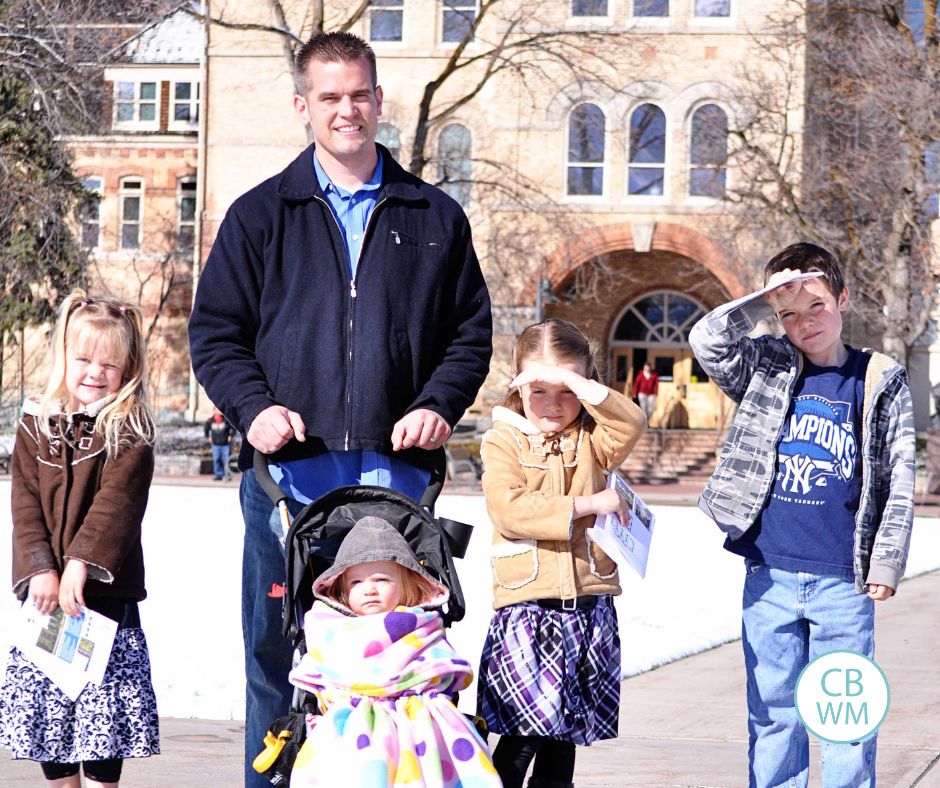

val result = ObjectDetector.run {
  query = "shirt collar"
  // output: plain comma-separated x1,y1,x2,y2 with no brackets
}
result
313,149,383,197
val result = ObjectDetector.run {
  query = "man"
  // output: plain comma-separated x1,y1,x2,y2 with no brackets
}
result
632,361,659,424
204,407,235,481
188,32,492,787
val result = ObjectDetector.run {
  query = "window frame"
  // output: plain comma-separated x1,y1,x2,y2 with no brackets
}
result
571,0,609,18
565,102,607,199
687,102,729,200
370,0,405,42
81,176,104,251
119,177,144,251
441,0,478,43
691,0,733,21
437,122,472,208
627,102,668,200
631,0,670,18
168,80,200,131
114,80,159,131
177,177,197,255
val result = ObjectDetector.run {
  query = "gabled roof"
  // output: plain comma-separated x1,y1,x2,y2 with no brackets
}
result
120,3,201,65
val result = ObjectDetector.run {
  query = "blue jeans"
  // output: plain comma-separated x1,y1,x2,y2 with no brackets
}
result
742,562,876,788
211,443,230,479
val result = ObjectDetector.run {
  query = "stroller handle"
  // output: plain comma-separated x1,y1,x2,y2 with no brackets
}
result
252,448,447,511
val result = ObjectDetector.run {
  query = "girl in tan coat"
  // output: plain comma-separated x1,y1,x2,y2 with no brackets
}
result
476,319,646,788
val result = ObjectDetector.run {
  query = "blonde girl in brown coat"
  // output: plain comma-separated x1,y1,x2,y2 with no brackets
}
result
476,319,646,788
0,290,159,787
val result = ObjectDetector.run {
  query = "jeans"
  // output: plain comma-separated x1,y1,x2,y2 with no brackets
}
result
637,393,656,423
742,561,876,788
211,443,231,479
240,469,296,788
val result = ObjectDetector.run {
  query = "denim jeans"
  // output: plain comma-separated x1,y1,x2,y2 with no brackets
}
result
211,443,230,479
742,561,876,788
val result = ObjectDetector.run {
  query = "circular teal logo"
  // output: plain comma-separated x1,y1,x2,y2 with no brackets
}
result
794,651,889,743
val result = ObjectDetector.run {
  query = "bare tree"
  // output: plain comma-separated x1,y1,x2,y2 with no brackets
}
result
720,0,939,364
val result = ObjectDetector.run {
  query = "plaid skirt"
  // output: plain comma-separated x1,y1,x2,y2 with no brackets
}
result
476,596,620,745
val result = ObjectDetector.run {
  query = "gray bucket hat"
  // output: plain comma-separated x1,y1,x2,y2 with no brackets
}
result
313,516,450,614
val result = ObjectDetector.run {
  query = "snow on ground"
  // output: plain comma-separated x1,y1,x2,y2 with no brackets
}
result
1,479,938,720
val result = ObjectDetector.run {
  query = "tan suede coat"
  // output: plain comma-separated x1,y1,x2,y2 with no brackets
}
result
480,384,646,610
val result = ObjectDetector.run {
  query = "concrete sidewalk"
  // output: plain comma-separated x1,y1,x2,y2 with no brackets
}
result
2,571,936,787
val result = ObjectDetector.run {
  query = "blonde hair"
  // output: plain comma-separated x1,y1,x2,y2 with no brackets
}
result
503,318,602,416
335,562,438,611
39,289,155,455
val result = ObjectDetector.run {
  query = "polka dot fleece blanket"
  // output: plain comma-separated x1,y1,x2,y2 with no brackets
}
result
288,602,501,787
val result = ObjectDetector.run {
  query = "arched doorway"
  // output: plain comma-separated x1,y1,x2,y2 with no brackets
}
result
609,291,719,429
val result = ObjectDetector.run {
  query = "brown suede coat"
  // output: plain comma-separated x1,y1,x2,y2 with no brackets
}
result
11,400,154,601
480,384,645,610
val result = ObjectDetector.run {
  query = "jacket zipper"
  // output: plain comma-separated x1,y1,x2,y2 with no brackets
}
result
315,194,388,451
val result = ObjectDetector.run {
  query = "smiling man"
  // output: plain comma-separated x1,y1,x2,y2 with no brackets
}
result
188,32,492,788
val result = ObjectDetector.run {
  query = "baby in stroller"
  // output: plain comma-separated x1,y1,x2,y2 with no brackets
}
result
286,515,501,788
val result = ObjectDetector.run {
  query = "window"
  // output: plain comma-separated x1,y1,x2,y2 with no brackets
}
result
572,0,607,16
438,124,472,207
119,178,143,250
178,178,197,254
628,103,666,196
567,103,605,196
634,0,668,15
694,0,730,16
689,104,728,197
376,123,401,161
442,0,476,42
81,177,103,250
171,81,200,128
613,292,706,342
115,81,157,127
370,0,404,41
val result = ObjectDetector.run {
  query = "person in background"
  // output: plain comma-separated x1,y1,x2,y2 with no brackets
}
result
205,407,235,481
631,361,659,425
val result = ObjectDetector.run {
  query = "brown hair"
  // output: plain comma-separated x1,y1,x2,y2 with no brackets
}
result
504,318,602,415
40,289,155,455
294,32,378,95
335,562,438,611
763,242,845,298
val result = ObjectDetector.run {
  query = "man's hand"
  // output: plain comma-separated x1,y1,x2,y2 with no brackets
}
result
29,571,60,615
59,560,88,618
392,409,451,451
247,405,306,454
867,584,894,601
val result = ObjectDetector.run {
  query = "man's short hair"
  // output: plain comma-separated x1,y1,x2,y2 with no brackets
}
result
764,242,845,297
294,32,378,95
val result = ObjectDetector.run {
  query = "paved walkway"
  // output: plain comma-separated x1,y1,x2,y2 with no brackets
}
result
2,569,936,787
2,476,937,786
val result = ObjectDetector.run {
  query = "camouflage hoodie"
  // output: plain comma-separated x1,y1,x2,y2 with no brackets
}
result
689,291,915,593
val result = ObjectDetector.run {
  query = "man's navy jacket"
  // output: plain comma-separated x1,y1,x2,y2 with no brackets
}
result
188,144,492,470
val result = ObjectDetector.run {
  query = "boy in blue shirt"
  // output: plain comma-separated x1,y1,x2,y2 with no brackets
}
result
690,242,915,787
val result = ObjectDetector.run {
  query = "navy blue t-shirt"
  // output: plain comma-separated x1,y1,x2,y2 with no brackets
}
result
726,347,870,578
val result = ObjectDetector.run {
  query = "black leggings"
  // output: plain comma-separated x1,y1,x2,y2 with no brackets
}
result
492,735,576,788
41,758,123,783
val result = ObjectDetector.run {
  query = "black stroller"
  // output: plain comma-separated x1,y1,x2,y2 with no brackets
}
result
250,451,475,783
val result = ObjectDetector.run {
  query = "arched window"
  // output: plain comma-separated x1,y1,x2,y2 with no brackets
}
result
628,103,666,196
438,123,472,207
613,291,705,343
376,122,401,161
689,103,728,197
567,103,605,196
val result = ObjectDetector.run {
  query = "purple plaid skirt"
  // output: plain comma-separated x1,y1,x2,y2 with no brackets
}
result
476,596,620,745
